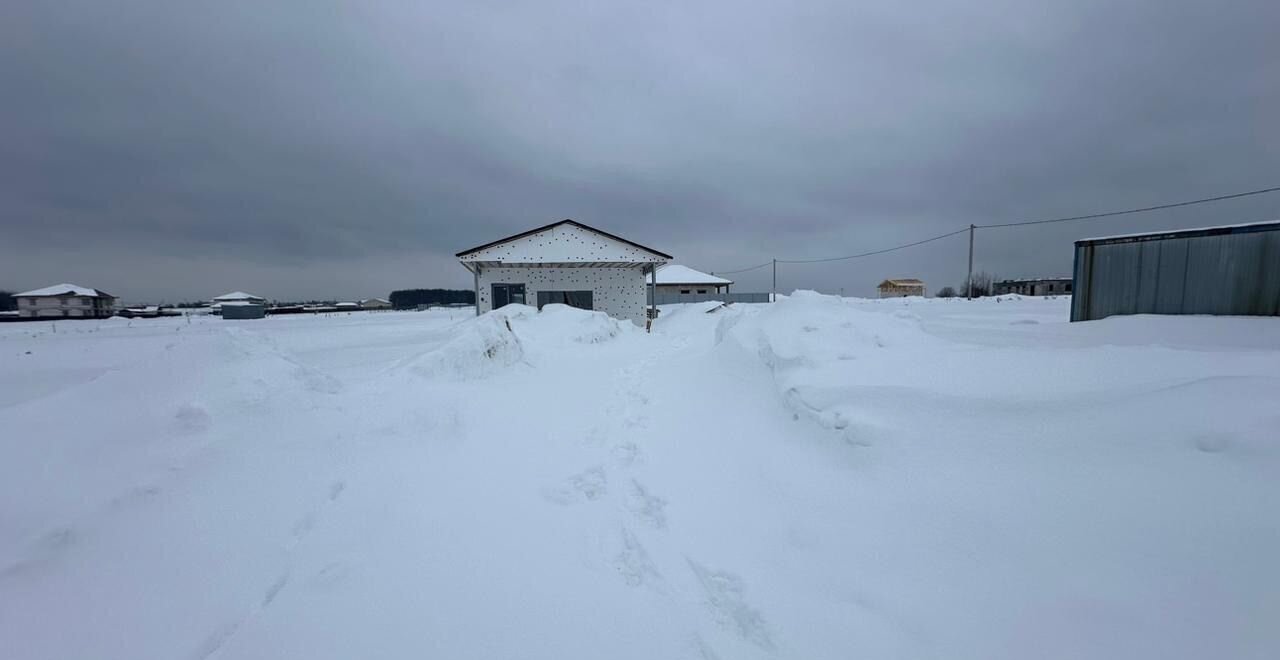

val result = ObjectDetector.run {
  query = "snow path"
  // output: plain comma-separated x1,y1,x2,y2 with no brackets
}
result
2,300,1278,659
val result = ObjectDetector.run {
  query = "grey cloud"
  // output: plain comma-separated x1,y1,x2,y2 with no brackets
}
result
2,0,1277,301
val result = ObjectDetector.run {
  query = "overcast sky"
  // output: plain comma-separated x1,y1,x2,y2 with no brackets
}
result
3,0,1277,302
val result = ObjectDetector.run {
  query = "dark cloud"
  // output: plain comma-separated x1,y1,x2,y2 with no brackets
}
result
3,0,1278,301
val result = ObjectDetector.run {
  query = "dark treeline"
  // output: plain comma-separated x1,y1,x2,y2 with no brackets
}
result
0,291,15,312
389,289,474,309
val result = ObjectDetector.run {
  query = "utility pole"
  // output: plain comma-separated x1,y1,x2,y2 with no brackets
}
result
772,259,777,302
966,224,975,299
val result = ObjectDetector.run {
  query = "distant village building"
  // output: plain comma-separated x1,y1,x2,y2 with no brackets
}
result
651,265,732,296
14,283,117,318
361,298,392,310
877,279,925,298
994,277,1073,296
457,219,671,325
335,302,360,311
1071,220,1280,322
211,291,266,316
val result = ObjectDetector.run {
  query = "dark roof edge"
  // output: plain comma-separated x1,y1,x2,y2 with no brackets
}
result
1075,220,1280,247
20,288,115,298
455,219,674,259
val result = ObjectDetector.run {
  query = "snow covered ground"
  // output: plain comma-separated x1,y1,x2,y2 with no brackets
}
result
1,296,1277,660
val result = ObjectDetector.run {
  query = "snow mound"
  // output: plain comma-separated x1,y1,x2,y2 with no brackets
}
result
717,290,938,445
529,304,632,345
402,312,527,380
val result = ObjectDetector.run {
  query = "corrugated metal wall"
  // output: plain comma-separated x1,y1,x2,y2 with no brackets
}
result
1072,224,1280,321
652,291,771,305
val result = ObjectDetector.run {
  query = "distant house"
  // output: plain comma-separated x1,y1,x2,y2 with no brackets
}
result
14,283,117,318
456,219,672,325
361,298,392,310
877,279,925,298
211,291,266,316
335,302,360,311
652,264,732,296
994,277,1072,297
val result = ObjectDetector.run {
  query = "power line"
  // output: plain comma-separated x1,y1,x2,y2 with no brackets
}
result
777,227,970,264
714,261,773,275
975,185,1280,229
712,184,1280,273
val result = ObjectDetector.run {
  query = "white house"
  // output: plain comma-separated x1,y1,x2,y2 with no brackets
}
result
456,219,672,325
14,283,117,318
361,298,392,310
651,264,732,295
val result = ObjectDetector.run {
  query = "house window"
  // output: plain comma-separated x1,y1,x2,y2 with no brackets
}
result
696,289,707,294
80,298,90,305
680,289,691,294
491,283,526,308
536,290,593,311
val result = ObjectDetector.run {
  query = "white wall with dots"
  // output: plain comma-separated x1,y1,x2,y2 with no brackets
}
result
476,266,652,325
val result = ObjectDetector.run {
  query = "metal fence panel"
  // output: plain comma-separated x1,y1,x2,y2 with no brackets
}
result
653,292,771,305
1072,223,1280,321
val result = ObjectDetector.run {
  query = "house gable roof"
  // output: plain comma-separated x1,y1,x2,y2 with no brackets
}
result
456,219,673,263
16,283,114,298
878,278,924,288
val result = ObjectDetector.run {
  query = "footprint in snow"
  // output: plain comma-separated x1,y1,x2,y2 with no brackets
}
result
626,480,667,530
614,527,662,588
687,560,774,652
541,467,608,505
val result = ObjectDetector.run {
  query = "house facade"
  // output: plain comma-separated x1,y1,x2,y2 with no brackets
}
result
994,277,1072,296
877,279,925,298
14,284,116,318
457,220,671,325
361,298,392,310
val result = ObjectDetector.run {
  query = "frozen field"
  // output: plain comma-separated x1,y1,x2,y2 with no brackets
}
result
1,295,1278,660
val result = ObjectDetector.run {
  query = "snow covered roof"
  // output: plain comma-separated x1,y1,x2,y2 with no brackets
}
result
1078,219,1280,245
361,298,391,304
879,279,924,287
15,283,115,298
212,291,266,301
653,264,732,286
219,301,263,307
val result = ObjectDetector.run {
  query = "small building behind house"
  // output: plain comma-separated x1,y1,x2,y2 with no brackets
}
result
220,301,266,320
457,219,671,325
361,298,392,310
1071,220,1280,322
14,283,117,318
335,302,361,311
652,264,732,296
877,278,925,298
994,277,1073,297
